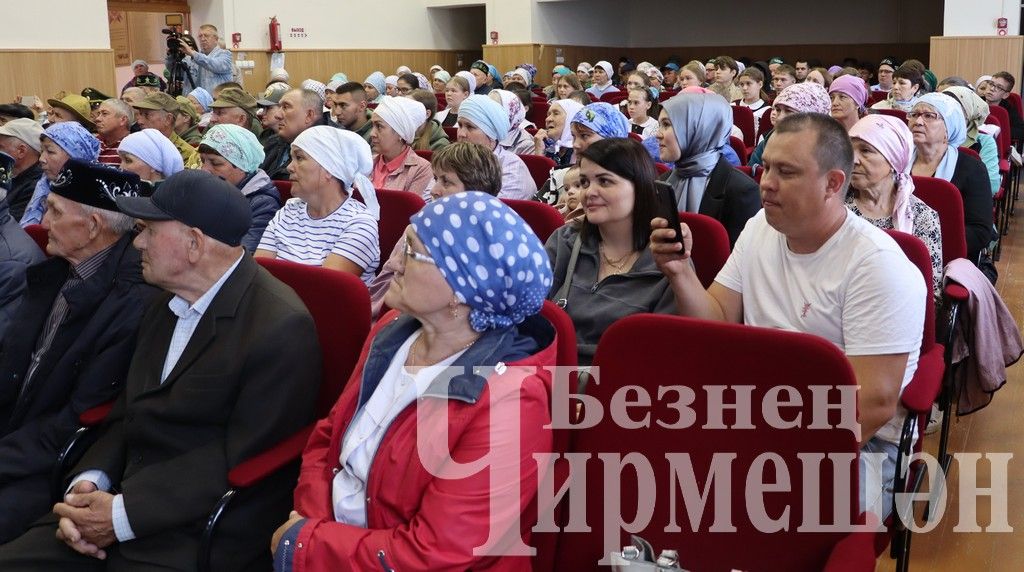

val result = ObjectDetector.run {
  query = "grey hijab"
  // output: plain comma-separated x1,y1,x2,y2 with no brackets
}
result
662,93,731,212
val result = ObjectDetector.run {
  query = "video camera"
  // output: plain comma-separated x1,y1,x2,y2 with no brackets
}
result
161,14,195,63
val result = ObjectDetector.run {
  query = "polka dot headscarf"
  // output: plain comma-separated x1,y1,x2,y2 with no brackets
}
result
410,192,553,332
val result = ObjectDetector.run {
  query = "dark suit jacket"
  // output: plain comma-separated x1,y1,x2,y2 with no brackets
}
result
661,155,762,246
0,233,155,542
71,255,321,571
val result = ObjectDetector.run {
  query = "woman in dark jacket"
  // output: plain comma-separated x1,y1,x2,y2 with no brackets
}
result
198,124,282,253
656,92,761,245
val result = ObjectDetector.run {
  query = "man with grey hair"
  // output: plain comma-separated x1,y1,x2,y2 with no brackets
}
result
0,118,44,220
167,24,233,95
260,88,330,180
94,99,134,166
0,159,157,544
119,87,145,108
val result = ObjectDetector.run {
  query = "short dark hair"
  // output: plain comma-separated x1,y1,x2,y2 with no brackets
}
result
715,55,739,74
510,87,533,113
406,89,437,115
0,103,34,120
397,73,419,89
566,90,591,106
894,65,925,92
773,113,853,190
937,76,970,90
431,142,503,196
334,81,367,100
993,71,1016,90
578,137,659,252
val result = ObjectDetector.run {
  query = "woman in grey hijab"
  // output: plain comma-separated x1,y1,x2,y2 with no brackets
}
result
656,92,761,245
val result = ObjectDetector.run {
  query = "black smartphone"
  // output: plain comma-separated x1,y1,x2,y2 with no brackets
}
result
654,181,683,245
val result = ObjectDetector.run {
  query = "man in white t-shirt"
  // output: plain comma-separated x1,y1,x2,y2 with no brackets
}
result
651,112,926,518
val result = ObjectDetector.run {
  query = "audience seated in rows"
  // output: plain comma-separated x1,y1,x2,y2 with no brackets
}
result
261,89,326,181
129,92,199,170
369,96,433,196
20,122,100,226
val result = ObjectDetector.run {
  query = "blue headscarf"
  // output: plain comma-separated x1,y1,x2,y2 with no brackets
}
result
570,102,630,139
20,122,101,226
188,87,213,112
411,192,553,332
458,95,510,142
910,92,966,182
487,64,503,87
363,71,386,102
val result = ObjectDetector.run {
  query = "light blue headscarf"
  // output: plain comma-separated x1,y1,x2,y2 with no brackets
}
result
188,87,213,112
570,102,630,139
910,92,966,182
363,71,386,103
200,124,265,174
19,122,100,226
411,192,553,332
330,72,348,83
458,95,510,143
119,128,184,178
661,92,732,212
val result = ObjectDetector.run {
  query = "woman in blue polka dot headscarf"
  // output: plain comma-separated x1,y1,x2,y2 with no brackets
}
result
409,191,552,332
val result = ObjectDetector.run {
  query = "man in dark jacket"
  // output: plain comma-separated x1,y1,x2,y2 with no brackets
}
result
0,152,44,341
261,88,328,180
0,118,45,221
0,170,321,571
0,160,156,543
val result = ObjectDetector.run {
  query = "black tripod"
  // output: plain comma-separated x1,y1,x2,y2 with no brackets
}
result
166,55,196,97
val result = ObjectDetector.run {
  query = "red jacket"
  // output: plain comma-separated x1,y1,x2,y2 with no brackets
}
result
280,311,557,571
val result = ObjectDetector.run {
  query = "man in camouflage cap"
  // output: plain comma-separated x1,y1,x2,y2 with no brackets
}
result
130,92,199,169
209,87,262,138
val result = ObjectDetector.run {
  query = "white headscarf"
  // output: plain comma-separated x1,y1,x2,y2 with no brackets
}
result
292,126,379,219
551,99,585,153
455,70,477,93
372,96,427,145
118,128,184,178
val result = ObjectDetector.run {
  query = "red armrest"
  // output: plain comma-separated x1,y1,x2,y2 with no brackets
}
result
999,159,1010,173
901,344,944,412
824,530,877,571
227,425,315,488
944,283,969,303
78,401,115,426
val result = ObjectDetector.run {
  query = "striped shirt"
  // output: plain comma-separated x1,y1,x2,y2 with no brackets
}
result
494,145,538,200
96,136,124,166
257,197,380,285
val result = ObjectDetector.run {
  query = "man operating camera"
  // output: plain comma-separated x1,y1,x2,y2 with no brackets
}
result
164,24,234,96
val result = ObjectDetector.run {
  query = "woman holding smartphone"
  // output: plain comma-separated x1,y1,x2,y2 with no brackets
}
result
545,137,676,366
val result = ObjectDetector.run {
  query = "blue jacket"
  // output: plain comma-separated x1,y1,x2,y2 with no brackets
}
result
237,170,282,253
167,45,234,94
0,201,43,341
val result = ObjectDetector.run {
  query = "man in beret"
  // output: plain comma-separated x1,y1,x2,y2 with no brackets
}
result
0,159,157,544
0,169,320,571
209,87,263,138
0,151,43,340
130,92,200,169
0,118,44,220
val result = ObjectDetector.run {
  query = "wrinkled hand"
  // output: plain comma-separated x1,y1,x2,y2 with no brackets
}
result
53,489,116,557
178,39,196,57
649,217,693,278
270,511,306,555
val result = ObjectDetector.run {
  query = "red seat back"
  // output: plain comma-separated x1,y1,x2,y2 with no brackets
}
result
728,135,748,165
255,258,371,418
376,189,426,269
414,149,433,162
528,101,550,127
272,180,292,203
1007,92,1023,122
442,126,458,141
654,162,671,176
868,90,889,105
679,212,730,288
875,108,907,122
911,176,968,264
23,224,48,254
987,104,1012,157
501,199,564,243
520,153,557,189
757,109,773,136
731,105,756,147
885,231,936,355
599,91,627,105
554,314,860,571
435,93,447,110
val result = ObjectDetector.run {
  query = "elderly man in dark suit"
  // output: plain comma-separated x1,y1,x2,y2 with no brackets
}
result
0,151,44,340
0,160,155,544
0,169,321,571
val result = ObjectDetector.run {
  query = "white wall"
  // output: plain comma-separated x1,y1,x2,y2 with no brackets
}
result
0,0,109,49
533,0,625,45
944,0,1020,36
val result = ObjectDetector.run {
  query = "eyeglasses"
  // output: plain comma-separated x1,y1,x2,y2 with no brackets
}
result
991,83,1011,93
907,111,941,121
404,242,436,265
398,87,413,95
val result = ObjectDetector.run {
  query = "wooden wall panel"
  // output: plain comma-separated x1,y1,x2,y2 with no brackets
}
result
482,44,539,79
240,49,482,94
930,36,1024,94
0,50,117,105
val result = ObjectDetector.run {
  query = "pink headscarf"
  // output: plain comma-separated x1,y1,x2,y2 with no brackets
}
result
774,82,831,115
848,114,916,233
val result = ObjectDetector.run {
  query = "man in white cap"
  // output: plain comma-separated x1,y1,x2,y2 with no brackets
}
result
0,118,45,220
368,96,433,196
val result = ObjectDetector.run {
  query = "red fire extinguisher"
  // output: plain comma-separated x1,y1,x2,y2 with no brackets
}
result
269,16,282,52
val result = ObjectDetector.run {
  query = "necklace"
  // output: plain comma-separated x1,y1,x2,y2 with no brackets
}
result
407,335,476,368
600,244,638,270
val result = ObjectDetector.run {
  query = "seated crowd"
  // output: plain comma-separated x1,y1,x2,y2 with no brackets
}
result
0,43,1018,571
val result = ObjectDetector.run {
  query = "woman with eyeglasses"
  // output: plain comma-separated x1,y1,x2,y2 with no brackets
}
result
908,93,994,264
272,192,557,572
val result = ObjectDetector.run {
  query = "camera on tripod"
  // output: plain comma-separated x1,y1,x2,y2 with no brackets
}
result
161,14,197,96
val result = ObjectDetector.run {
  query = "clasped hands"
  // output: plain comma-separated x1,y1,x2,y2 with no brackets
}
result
53,480,116,560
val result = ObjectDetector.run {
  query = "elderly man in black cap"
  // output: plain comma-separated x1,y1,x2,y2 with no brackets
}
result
0,160,156,544
0,169,321,571
0,151,44,340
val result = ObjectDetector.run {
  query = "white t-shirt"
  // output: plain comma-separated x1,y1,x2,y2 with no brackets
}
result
715,209,925,444
257,196,380,285
630,116,658,139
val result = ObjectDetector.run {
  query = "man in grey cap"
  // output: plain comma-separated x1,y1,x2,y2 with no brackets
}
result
0,169,320,571
256,84,289,146
0,118,44,220
0,159,156,544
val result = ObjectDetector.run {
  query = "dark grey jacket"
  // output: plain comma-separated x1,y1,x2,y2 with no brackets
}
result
0,201,43,341
545,223,675,366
